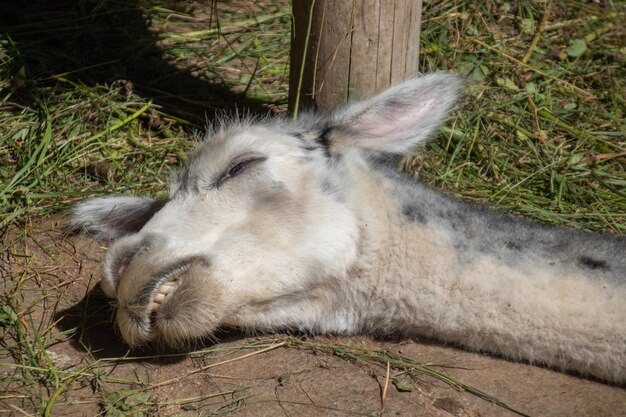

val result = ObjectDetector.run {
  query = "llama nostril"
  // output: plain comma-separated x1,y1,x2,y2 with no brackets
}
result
113,235,157,282
118,263,127,279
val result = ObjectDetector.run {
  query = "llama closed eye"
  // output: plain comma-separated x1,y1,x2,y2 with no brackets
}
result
215,155,267,188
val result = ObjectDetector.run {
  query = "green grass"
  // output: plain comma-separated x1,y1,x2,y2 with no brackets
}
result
414,0,625,233
0,0,292,233
1,0,625,416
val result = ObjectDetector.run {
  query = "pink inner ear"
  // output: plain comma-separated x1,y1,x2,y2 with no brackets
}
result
362,99,434,140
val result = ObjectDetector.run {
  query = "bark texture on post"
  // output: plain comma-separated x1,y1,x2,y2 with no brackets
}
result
289,1,422,113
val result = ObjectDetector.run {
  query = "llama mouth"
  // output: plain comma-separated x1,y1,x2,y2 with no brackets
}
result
145,260,195,317
124,257,204,330
149,277,181,312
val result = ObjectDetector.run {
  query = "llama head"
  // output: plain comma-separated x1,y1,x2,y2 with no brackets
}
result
71,73,460,347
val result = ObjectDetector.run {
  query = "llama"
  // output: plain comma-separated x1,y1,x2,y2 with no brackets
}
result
71,73,626,384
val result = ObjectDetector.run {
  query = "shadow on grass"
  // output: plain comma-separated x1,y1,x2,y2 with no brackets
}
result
54,285,247,363
0,0,272,125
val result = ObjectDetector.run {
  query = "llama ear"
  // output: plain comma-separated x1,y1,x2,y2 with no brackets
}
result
325,73,461,154
69,196,166,240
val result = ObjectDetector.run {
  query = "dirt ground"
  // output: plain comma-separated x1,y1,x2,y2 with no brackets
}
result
2,218,625,417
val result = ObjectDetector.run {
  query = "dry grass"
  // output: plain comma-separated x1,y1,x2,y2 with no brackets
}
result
1,0,624,415
413,1,625,232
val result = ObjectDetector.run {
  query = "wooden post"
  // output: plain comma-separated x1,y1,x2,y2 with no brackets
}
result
289,1,423,113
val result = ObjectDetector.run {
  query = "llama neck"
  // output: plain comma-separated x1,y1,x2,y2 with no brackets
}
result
346,161,626,383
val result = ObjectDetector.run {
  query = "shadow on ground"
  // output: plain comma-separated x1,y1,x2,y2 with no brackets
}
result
1,0,271,125
54,284,248,362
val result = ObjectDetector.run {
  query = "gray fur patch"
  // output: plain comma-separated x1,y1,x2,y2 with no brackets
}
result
270,180,286,190
295,135,320,152
320,178,334,193
402,204,427,224
369,157,626,282
505,241,523,251
578,256,610,271
319,177,345,202
176,167,203,194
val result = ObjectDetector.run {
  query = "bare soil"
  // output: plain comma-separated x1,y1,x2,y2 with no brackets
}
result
2,218,625,416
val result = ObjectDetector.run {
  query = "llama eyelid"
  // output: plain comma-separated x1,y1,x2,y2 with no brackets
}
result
215,155,267,188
